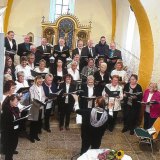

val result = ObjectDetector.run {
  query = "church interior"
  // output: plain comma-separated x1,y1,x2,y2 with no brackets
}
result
0,0,160,160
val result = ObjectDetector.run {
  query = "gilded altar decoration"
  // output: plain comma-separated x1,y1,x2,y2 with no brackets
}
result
41,13,91,49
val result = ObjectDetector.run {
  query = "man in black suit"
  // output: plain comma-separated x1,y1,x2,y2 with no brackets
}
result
17,35,32,57
81,39,97,58
53,37,70,64
107,42,122,73
4,31,17,61
37,38,52,67
72,39,83,58
80,40,97,70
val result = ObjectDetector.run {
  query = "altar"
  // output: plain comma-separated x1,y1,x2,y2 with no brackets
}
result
41,13,92,49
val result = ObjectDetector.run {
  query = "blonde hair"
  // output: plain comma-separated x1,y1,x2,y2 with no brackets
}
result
149,82,158,91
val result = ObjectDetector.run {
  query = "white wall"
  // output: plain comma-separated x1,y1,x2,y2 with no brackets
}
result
115,0,140,74
140,0,160,83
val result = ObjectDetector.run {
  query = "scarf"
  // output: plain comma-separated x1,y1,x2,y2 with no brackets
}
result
90,107,108,127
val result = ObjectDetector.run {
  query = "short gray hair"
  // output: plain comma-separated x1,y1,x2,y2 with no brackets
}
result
87,75,94,81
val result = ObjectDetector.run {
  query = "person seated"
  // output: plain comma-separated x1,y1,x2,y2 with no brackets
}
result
81,58,98,79
76,96,108,155
27,53,35,70
142,82,160,129
17,35,32,57
37,38,51,67
80,75,97,109
53,37,70,64
15,56,32,80
5,56,16,80
50,58,68,85
72,39,83,58
67,61,80,81
111,61,128,86
97,57,105,69
122,74,143,135
5,30,17,61
94,62,110,96
34,59,49,73
58,74,76,131
42,73,57,132
102,75,123,132
106,42,122,73
95,36,109,56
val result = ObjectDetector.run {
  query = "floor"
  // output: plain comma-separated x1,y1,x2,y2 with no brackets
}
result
1,114,160,160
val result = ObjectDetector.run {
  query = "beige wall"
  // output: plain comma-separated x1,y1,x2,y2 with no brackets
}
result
8,0,50,45
74,0,112,44
8,0,112,45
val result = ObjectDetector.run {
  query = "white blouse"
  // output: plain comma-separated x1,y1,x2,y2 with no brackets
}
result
68,68,80,81
34,67,49,73
146,93,154,113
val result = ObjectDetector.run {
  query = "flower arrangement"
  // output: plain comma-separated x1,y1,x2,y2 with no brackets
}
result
97,150,124,160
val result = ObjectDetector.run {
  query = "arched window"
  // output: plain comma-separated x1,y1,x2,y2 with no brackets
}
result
125,7,136,52
49,0,75,21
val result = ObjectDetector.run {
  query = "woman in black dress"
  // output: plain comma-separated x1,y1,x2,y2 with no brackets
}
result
76,96,108,155
122,74,143,135
1,95,20,160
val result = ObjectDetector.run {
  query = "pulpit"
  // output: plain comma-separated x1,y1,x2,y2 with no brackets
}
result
41,13,92,49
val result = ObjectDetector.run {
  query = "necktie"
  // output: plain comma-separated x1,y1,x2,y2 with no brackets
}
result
25,44,30,51
110,50,114,57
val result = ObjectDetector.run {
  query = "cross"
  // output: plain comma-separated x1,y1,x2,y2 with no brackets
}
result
42,16,45,23
67,8,70,14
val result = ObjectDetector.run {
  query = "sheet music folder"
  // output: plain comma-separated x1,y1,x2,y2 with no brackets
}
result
13,114,31,122
16,87,30,94
105,87,120,97
31,70,47,78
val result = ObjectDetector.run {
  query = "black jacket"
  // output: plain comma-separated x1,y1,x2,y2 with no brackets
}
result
17,42,32,57
95,42,109,56
72,48,81,58
94,71,110,96
5,37,17,51
79,84,97,109
81,46,97,58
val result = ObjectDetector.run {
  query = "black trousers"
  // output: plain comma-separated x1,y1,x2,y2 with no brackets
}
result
29,110,42,139
3,130,18,160
108,111,118,130
144,112,150,129
44,108,52,130
59,103,72,127
80,127,103,155
123,105,139,131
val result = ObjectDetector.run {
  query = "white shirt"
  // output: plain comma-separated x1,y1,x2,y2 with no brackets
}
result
60,46,63,52
15,80,29,92
68,68,80,81
8,39,13,49
88,47,93,56
146,93,153,113
100,72,104,81
34,67,49,73
27,63,34,70
57,70,63,77
78,48,82,56
87,85,94,108
65,83,70,103
111,70,128,83
36,86,42,101
15,65,32,80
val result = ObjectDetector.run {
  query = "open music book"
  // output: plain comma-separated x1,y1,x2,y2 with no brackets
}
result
137,100,159,105
147,127,156,135
105,86,120,97
20,104,32,112
124,91,142,96
48,89,63,98
81,96,96,99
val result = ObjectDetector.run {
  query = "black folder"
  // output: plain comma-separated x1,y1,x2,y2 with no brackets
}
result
13,114,31,122
48,89,63,98
16,87,30,94
81,96,96,100
31,70,47,78
5,50,16,55
33,98,46,106
105,86,120,97
108,56,119,60
137,100,159,105
125,91,142,96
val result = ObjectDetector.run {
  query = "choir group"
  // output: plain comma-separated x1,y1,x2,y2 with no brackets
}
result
1,31,160,160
